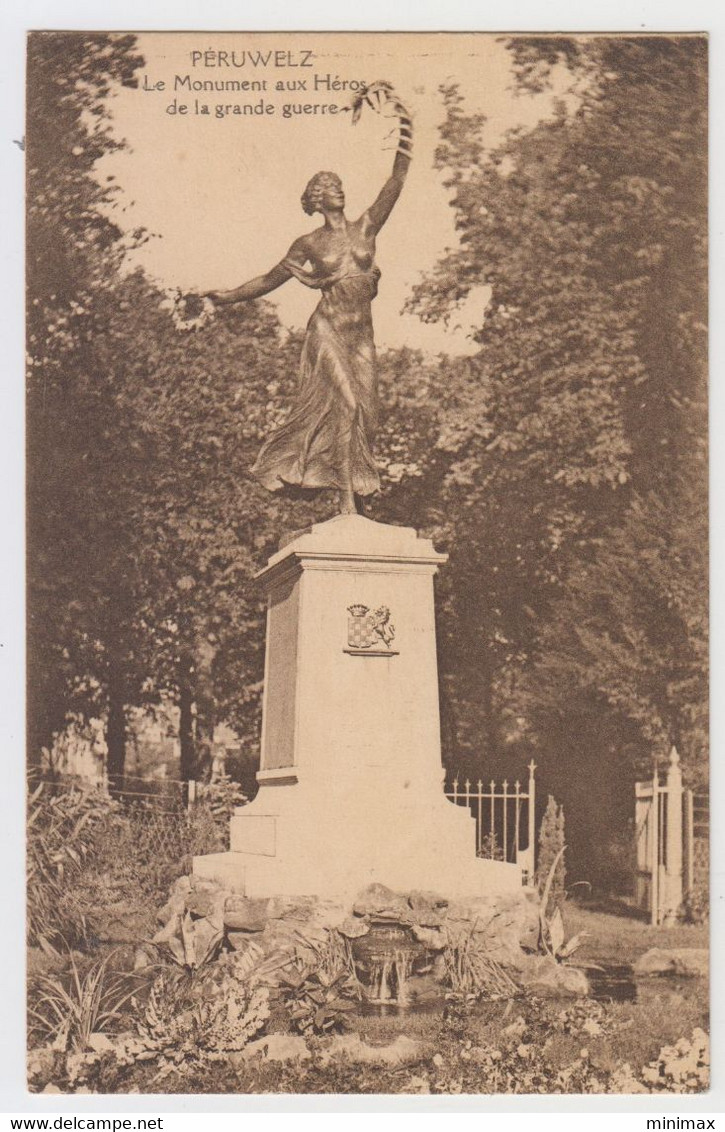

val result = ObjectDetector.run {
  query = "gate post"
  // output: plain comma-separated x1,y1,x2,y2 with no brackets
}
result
663,745,683,923
683,787,694,903
528,759,536,881
650,764,660,925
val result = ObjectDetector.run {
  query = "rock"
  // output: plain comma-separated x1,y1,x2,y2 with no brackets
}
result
185,890,220,919
309,900,349,930
445,893,535,967
93,903,155,944
352,883,414,923
261,918,329,958
133,945,155,970
411,924,446,950
320,1033,428,1066
264,896,347,930
66,1050,100,1086
338,916,370,939
633,948,708,978
408,890,448,927
87,1033,114,1054
184,914,223,967
518,889,542,950
267,896,318,921
156,893,185,924
518,956,590,997
41,1084,62,1094
157,875,194,923
174,875,193,894
226,931,262,954
242,1034,311,1062
189,874,220,893
224,898,270,933
27,1047,57,1085
152,911,182,946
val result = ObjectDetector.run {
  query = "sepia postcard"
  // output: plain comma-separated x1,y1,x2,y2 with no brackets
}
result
24,29,709,1099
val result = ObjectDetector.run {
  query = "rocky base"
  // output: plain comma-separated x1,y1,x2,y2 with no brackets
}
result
152,876,588,999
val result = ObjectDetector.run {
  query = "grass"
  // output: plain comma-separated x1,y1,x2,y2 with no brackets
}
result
561,900,708,965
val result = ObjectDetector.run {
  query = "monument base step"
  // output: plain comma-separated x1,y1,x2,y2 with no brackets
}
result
192,847,522,900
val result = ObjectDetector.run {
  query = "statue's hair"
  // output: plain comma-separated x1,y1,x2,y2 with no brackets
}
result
301,171,343,216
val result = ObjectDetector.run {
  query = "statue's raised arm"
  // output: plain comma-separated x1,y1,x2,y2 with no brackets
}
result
207,237,309,305
356,82,413,235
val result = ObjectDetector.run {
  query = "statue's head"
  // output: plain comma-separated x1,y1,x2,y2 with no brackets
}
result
301,171,345,216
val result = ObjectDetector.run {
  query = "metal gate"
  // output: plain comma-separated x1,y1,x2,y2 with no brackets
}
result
445,759,537,884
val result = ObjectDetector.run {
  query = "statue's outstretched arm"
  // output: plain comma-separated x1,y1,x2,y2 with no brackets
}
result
208,238,308,305
363,86,413,235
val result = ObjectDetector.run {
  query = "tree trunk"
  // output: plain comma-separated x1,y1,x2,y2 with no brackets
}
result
194,635,217,783
26,681,56,777
179,669,195,783
106,657,127,792
26,619,65,777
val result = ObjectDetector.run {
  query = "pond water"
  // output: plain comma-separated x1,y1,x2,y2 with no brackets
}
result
354,960,641,1015
585,963,637,1003
351,923,434,1006
351,920,647,1011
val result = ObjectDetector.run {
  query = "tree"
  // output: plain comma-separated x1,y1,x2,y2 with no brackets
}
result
27,33,145,769
405,37,707,794
519,477,708,782
27,35,315,781
92,271,308,779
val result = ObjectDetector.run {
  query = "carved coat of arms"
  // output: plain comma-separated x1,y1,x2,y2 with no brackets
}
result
346,604,396,652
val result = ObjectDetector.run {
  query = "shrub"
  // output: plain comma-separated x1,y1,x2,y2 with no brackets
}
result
89,797,230,905
477,832,505,861
683,878,708,924
128,962,270,1067
443,924,520,1000
536,795,566,917
278,969,358,1035
28,951,144,1051
196,774,247,826
27,782,116,953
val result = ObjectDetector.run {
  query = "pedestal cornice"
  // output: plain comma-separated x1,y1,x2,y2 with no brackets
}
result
255,515,448,592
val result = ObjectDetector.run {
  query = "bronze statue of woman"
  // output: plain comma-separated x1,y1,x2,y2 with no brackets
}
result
207,83,412,516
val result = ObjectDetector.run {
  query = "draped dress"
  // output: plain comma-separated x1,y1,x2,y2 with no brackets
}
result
251,224,381,498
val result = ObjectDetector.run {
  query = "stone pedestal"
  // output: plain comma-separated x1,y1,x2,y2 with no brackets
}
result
194,515,521,900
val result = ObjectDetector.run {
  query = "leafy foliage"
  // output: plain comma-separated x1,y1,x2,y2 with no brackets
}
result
277,930,360,1034
278,968,359,1035
196,774,248,823
536,795,566,916
26,34,146,770
519,484,708,779
640,1028,709,1092
27,783,116,952
442,924,520,999
134,966,270,1060
28,951,142,1051
403,36,706,877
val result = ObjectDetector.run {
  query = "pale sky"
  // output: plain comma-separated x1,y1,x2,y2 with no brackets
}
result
101,32,568,352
